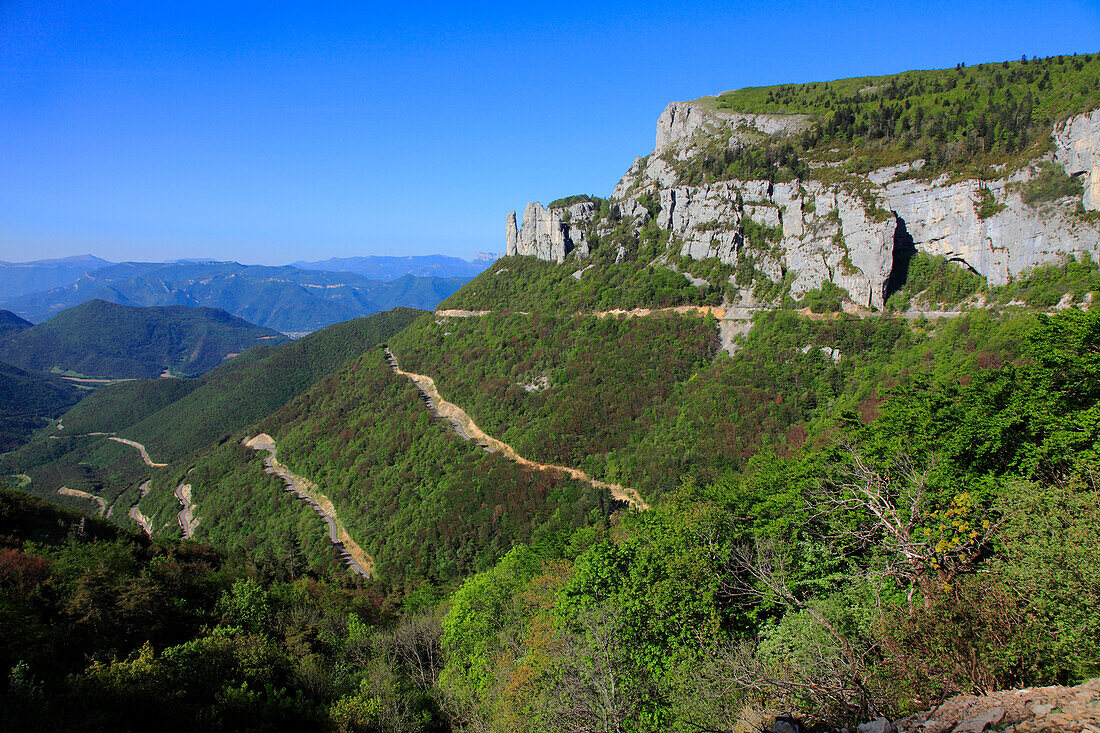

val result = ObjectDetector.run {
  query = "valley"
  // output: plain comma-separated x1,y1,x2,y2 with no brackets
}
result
1,52,1099,733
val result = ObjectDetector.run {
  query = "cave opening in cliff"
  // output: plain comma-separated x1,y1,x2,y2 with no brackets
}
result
883,215,916,302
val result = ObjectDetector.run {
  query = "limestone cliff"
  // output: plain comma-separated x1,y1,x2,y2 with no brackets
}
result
505,201,594,264
506,98,1100,307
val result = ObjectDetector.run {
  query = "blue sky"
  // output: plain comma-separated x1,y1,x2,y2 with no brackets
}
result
2,1,1098,265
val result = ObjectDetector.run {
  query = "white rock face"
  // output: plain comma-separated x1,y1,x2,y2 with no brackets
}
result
884,171,1099,286
1055,109,1100,210
655,101,813,152
505,201,593,263
508,100,1100,304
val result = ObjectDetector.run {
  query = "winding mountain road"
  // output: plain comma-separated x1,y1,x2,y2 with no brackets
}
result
129,480,154,536
108,436,168,467
244,434,373,578
174,483,198,538
57,487,106,516
384,348,649,511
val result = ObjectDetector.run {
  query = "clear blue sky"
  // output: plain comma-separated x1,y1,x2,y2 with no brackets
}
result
2,1,1098,264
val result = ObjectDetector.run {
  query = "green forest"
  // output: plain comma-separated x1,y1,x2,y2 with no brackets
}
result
1,52,1099,733
707,53,1100,179
3,305,1098,731
0,299,289,379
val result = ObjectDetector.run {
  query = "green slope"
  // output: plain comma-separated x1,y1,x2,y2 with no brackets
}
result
692,53,1100,182
0,309,32,343
2,308,422,523
0,361,81,453
0,299,288,379
62,307,423,462
171,348,608,589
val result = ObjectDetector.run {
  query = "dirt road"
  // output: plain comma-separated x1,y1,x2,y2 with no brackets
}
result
109,436,167,467
57,487,106,517
244,434,373,578
174,483,198,538
385,348,649,511
129,480,154,536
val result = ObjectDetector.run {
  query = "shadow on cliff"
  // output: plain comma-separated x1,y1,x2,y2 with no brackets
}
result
883,215,916,303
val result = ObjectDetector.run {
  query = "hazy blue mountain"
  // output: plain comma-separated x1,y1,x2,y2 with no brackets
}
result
0,254,113,299
292,253,499,281
0,299,288,379
0,261,469,332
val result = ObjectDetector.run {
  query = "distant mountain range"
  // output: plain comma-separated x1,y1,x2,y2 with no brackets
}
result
292,253,500,281
0,300,287,379
0,260,471,332
0,254,113,299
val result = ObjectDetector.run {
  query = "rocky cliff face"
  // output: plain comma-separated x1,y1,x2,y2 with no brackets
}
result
506,100,1100,306
506,201,593,263
1055,108,1100,211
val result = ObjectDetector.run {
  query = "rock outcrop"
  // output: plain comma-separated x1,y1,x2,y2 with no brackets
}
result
1055,108,1100,210
506,201,594,263
506,101,1100,306
655,100,813,152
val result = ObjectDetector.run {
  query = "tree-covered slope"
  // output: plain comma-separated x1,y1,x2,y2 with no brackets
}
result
0,309,32,343
0,362,81,453
703,52,1100,176
135,348,612,592
434,307,1100,733
1,309,423,517
61,307,423,461
0,299,287,379
0,488,447,733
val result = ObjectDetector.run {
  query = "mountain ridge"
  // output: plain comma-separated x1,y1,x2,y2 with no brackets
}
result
0,299,287,379
497,53,1100,313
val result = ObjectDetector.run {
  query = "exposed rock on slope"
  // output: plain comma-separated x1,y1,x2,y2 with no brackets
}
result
1056,108,1100,210
654,100,814,152
506,98,1100,308
507,201,594,263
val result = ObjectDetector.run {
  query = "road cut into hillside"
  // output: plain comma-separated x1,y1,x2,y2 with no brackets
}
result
108,436,168,467
129,480,154,536
174,483,199,538
57,486,107,517
244,434,373,578
384,348,650,511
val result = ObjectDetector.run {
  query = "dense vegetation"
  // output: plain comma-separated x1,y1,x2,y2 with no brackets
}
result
390,312,718,484
435,308,1100,731
250,350,611,593
707,53,1100,178
0,299,287,379
0,362,82,452
0,489,448,732
392,308,1038,502
64,307,422,462
1,309,421,527
0,309,32,342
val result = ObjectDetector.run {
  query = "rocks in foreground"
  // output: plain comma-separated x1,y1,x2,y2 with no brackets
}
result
771,678,1100,733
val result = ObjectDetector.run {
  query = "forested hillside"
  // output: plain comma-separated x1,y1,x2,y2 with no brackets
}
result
0,300,287,379
5,54,1100,732
433,306,1100,732
0,309,32,342
0,489,448,732
134,349,609,592
0,363,81,452
2,309,422,523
